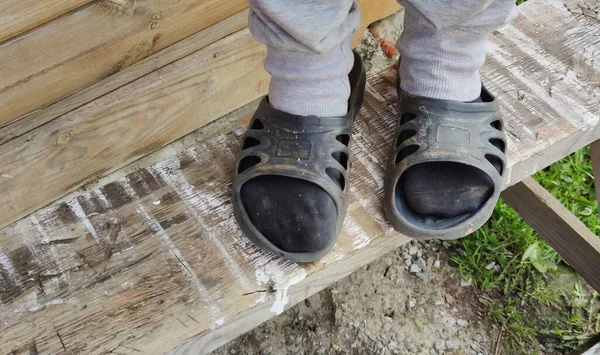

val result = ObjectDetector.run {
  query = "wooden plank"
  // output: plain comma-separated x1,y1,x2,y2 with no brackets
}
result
0,0,599,353
0,28,270,237
0,0,399,146
0,0,402,236
590,140,600,205
0,0,91,43
0,0,249,129
502,177,600,292
0,10,250,146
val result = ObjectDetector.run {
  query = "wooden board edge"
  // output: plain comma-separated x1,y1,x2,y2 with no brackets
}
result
169,230,411,355
0,0,92,44
502,177,600,292
589,140,600,208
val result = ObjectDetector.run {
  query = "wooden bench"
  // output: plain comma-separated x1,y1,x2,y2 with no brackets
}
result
0,0,599,353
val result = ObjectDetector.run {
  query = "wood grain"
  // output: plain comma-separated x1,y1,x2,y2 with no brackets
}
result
0,10,250,146
0,0,249,129
0,0,399,146
0,28,270,237
502,177,600,292
0,0,91,43
0,0,599,353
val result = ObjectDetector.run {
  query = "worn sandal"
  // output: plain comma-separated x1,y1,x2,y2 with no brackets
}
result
232,51,366,262
384,86,507,239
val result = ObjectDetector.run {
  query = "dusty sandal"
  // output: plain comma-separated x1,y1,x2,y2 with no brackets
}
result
232,51,366,262
384,86,507,240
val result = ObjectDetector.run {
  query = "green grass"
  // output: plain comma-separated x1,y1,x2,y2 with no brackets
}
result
449,148,600,353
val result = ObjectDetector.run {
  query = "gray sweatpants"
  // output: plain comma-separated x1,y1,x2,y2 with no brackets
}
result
248,0,518,117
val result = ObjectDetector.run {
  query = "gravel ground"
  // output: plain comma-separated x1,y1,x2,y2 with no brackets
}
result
212,241,500,355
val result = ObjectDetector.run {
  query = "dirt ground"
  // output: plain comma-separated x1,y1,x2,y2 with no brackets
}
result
211,11,511,355
212,240,503,355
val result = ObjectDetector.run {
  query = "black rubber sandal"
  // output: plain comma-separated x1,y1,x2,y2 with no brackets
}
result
233,51,366,262
384,86,507,240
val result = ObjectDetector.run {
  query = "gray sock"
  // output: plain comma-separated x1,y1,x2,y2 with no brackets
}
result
265,37,353,117
397,0,518,101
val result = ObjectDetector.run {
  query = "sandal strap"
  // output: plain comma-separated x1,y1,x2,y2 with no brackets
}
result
234,98,353,216
388,88,507,189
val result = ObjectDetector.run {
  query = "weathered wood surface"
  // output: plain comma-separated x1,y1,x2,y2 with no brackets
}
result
0,10,250,146
0,29,270,236
0,0,249,129
0,0,91,43
0,0,599,353
502,177,600,292
0,0,399,133
0,68,398,354
0,1,403,238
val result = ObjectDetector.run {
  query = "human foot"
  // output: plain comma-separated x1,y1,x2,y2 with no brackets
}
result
384,86,506,239
232,51,366,262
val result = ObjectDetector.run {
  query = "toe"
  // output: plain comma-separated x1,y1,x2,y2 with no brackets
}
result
240,175,338,253
401,162,494,218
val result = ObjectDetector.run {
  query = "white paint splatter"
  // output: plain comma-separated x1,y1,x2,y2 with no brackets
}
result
0,249,18,286
68,199,99,242
269,268,307,315
152,156,252,291
121,179,222,321
344,215,371,250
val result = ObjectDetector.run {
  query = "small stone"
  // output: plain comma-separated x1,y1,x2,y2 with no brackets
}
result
396,333,406,343
493,264,501,273
402,251,410,259
408,298,417,308
445,340,458,350
229,349,237,354
461,278,473,287
388,341,397,350
442,241,451,248
444,293,455,304
485,262,496,270
409,264,422,274
409,246,418,256
417,250,423,258
416,258,427,270
405,258,413,266
457,319,469,327
433,260,441,268
156,299,164,305
434,340,446,351
332,343,340,351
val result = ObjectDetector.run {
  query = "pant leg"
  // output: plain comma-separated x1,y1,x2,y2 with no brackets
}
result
248,0,361,117
397,0,519,101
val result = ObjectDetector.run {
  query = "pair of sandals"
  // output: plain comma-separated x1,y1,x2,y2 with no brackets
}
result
233,52,506,263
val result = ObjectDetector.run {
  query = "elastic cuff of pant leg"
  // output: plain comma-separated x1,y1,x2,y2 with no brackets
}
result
398,69,483,102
